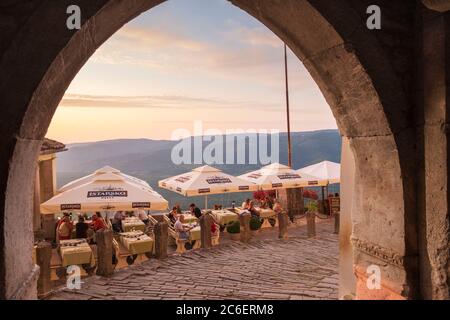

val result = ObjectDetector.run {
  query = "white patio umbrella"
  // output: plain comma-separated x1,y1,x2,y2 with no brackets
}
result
297,161,340,185
158,165,259,208
41,172,168,214
58,165,152,193
238,163,327,191
297,161,341,214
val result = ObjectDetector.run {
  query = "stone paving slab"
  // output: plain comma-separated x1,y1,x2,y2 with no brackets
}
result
48,220,338,300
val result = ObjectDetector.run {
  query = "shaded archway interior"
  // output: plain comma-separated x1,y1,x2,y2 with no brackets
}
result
0,0,421,299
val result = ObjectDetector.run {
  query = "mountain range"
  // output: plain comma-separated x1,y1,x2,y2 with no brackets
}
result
56,129,341,208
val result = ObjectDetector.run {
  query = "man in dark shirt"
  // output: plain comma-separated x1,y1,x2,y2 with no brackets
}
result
75,216,89,239
189,203,202,219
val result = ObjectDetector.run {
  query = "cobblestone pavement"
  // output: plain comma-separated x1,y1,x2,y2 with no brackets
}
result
49,220,338,300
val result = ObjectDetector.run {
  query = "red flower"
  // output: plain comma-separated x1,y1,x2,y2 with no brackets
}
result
303,189,318,200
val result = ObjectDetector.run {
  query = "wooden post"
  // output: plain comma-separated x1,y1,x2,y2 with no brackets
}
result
334,213,340,234
278,212,288,240
200,214,212,249
240,213,251,243
36,241,52,298
96,229,114,276
154,222,168,259
307,211,316,238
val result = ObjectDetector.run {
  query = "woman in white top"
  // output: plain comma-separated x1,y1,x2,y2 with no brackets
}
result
273,199,283,215
174,215,193,240
138,210,149,225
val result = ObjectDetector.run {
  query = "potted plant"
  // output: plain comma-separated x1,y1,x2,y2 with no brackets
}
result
226,221,240,240
307,200,318,213
249,216,262,236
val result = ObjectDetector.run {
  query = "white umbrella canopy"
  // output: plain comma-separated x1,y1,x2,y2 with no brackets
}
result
158,165,259,197
297,161,341,185
238,162,327,190
58,165,152,193
41,172,168,214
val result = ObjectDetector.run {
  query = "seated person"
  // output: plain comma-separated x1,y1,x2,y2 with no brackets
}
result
241,198,251,210
248,201,260,217
273,199,283,215
57,216,73,241
138,210,149,225
211,221,219,237
112,211,125,232
75,216,89,239
168,206,178,225
261,196,274,209
95,212,107,227
189,203,202,219
174,215,193,241
91,214,107,232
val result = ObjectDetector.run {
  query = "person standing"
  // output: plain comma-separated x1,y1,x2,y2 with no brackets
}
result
112,211,125,232
189,203,202,219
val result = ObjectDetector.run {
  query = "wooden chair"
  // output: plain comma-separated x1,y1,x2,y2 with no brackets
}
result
162,215,172,226
148,215,158,226
168,226,187,254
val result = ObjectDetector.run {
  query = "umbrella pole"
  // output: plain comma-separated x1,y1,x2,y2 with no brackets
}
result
205,195,208,210
321,186,326,214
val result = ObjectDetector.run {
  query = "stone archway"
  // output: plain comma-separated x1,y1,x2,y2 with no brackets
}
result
1,0,448,299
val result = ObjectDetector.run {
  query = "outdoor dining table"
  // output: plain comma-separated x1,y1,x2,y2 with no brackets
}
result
181,213,198,224
258,208,277,219
59,239,95,267
182,223,201,242
119,230,154,255
183,224,201,249
209,209,239,226
122,217,146,232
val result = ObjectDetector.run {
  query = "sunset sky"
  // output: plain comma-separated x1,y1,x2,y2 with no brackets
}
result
47,0,337,143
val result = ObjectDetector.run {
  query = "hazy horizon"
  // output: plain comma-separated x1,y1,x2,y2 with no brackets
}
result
53,128,339,146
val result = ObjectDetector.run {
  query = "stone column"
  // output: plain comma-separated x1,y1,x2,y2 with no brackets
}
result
200,214,212,249
278,212,288,239
338,137,356,299
33,165,41,234
36,241,52,298
416,6,450,299
154,222,168,259
96,229,113,277
306,211,316,238
239,213,251,243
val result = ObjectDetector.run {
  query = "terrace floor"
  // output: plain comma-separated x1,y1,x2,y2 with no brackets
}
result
48,219,339,300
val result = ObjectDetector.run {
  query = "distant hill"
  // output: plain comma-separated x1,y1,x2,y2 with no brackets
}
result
56,129,341,208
